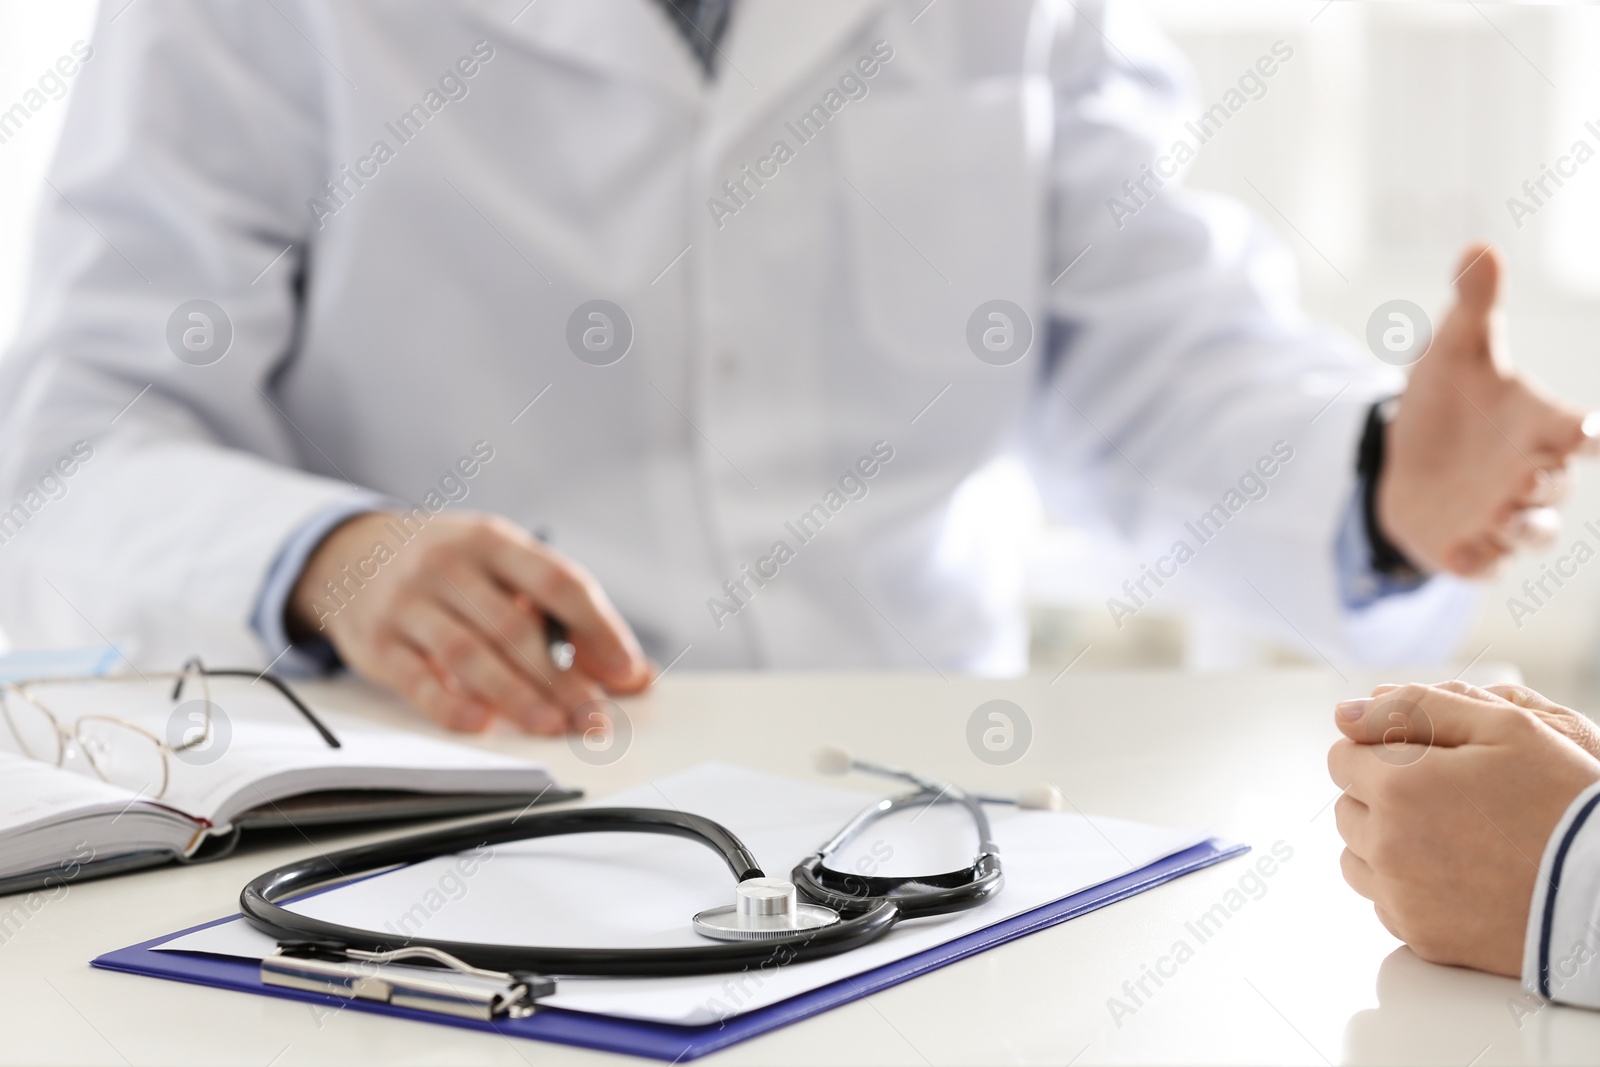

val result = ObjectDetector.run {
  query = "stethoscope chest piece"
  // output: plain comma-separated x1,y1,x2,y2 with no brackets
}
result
691,877,839,942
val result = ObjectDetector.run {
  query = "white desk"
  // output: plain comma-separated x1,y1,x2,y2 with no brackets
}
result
3,668,1597,1065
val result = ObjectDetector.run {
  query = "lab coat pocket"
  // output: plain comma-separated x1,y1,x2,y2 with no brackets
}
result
834,79,1049,371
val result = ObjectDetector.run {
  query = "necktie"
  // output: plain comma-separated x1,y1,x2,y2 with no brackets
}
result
653,0,734,77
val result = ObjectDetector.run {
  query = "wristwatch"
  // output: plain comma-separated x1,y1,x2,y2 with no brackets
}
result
1357,398,1425,581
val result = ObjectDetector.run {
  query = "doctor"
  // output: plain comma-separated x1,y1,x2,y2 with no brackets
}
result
0,0,1591,733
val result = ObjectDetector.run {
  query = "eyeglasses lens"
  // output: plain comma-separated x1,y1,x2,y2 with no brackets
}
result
77,718,166,796
1,691,63,765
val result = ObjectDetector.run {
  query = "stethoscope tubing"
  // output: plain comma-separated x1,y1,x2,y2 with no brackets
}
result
240,806,904,976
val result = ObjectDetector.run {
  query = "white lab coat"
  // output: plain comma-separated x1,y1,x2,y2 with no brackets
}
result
0,0,1471,673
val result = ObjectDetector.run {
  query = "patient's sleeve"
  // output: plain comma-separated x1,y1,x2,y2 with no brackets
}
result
1523,781,1600,1008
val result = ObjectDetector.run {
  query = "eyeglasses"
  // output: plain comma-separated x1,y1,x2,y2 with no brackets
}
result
0,657,341,799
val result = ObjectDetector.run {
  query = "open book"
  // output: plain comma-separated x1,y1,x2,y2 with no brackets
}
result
0,674,569,894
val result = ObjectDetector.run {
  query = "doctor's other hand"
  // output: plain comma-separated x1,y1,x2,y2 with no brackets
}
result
287,511,652,734
1327,681,1600,976
1378,243,1599,577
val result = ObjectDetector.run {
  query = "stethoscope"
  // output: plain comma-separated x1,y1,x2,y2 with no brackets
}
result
241,748,1063,979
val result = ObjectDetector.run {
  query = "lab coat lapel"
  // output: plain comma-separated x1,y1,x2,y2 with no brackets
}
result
485,0,704,108
706,0,890,155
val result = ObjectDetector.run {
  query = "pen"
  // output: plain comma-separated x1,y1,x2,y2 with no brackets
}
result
534,529,576,671
545,614,576,672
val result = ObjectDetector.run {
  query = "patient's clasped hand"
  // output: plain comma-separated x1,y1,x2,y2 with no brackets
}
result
1329,679,1600,1004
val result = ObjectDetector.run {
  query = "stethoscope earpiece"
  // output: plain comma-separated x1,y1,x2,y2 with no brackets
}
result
1015,783,1065,811
812,744,853,776
811,745,1064,811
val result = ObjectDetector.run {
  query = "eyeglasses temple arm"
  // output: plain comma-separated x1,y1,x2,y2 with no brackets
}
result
204,669,343,749
172,656,205,701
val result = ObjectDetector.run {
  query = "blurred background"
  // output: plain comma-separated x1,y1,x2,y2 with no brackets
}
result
2,1,1598,701
1024,0,1600,708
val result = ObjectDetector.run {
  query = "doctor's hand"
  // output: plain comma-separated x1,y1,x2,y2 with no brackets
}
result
1327,681,1600,977
287,511,652,734
1377,243,1599,577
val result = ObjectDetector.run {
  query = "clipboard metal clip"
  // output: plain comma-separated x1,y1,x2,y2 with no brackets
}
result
261,940,556,1021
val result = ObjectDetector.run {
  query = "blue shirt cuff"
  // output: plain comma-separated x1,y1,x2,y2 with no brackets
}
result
1335,478,1429,610
250,492,395,672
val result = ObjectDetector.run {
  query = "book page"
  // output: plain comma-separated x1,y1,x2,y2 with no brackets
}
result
0,750,141,833
0,750,197,879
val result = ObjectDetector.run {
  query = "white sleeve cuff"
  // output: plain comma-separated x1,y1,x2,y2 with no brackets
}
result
1522,781,1600,1007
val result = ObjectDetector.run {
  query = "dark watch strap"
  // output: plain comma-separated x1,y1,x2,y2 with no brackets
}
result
1357,399,1424,580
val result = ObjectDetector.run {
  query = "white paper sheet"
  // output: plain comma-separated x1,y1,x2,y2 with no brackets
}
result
159,764,1211,1025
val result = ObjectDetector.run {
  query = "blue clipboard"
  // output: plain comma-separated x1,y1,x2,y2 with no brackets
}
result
93,838,1246,1061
